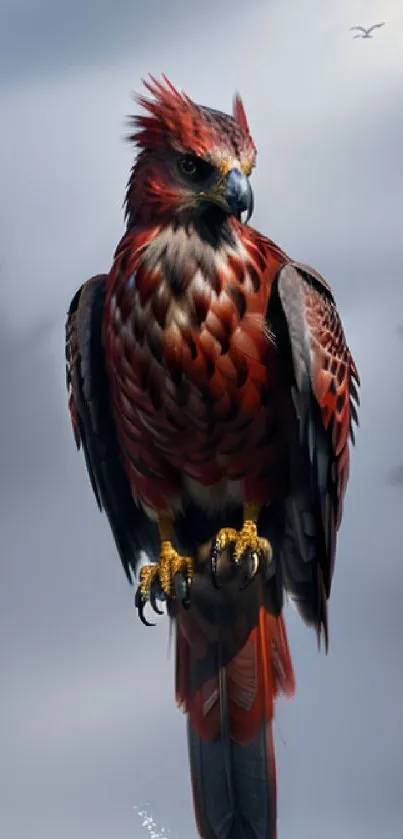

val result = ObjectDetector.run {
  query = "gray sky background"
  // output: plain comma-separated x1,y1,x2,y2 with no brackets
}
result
1,0,403,837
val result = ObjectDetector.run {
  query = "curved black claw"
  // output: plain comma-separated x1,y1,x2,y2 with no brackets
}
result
210,544,219,588
210,541,236,589
135,565,194,624
150,584,164,616
135,586,156,627
238,549,259,590
173,572,191,608
210,542,273,591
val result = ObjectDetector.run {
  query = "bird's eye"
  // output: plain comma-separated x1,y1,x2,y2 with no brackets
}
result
177,154,214,182
179,155,198,176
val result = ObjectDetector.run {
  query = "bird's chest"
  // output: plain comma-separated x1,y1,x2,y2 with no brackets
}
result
126,292,279,462
105,227,284,478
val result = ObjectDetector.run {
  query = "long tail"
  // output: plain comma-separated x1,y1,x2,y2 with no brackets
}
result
175,577,295,839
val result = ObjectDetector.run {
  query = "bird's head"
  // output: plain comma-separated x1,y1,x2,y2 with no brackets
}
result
125,75,257,234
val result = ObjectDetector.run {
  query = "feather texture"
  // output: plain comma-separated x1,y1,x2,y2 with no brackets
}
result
65,75,360,839
65,275,159,579
175,570,295,839
268,261,360,645
103,222,291,512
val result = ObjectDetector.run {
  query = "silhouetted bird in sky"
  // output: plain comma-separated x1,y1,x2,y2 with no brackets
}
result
350,23,385,39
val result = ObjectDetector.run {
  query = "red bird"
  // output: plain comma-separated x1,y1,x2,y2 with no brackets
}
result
65,76,360,839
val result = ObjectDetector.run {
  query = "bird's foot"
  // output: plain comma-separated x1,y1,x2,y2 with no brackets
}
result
211,520,273,588
135,541,193,626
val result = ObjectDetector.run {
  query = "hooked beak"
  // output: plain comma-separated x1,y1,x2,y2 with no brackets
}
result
224,168,254,223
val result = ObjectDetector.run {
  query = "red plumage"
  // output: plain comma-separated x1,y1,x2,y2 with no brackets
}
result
65,75,359,839
104,222,290,509
129,74,256,163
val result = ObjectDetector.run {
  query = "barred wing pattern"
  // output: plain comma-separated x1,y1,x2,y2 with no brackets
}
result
65,275,159,581
273,261,360,646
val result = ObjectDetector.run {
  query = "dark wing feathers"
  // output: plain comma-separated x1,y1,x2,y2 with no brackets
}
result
65,275,159,581
271,261,360,646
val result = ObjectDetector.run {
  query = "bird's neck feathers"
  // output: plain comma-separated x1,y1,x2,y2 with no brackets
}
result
114,217,286,318
112,221,257,345
108,215,288,360
124,150,179,229
132,220,248,300
116,202,288,305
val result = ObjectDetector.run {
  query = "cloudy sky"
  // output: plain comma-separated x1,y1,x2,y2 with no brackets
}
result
1,0,402,837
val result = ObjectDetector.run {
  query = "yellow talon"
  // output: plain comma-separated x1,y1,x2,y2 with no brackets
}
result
212,527,238,554
139,539,193,599
233,520,272,564
212,504,273,581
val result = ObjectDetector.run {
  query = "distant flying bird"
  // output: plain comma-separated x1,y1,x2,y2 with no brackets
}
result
350,22,385,39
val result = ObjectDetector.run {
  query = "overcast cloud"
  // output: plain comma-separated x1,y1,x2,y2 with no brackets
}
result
1,0,403,837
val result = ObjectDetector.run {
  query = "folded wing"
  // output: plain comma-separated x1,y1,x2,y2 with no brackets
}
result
65,275,159,580
269,261,360,647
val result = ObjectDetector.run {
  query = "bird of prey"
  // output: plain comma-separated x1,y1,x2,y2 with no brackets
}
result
65,75,360,839
350,22,385,38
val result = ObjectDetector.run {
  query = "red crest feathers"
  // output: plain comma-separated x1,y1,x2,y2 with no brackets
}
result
128,75,257,167
233,93,250,134
129,74,219,158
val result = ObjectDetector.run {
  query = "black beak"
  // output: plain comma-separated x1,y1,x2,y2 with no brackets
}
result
224,168,254,223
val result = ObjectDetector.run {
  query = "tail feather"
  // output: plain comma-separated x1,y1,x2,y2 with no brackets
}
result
175,585,295,839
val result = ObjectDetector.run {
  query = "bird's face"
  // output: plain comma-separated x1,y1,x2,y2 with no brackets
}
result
125,77,257,231
136,146,254,225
